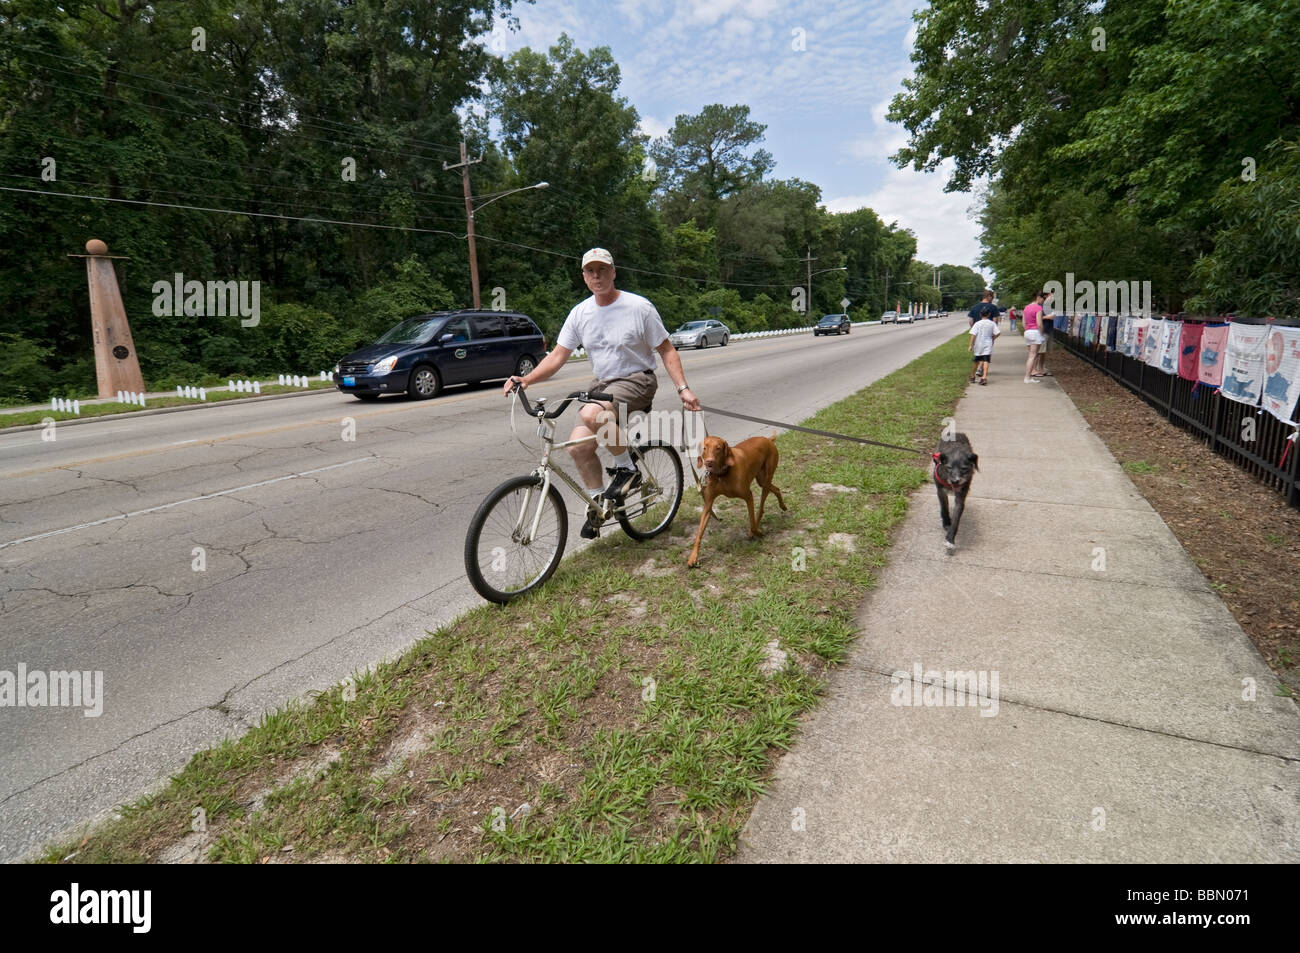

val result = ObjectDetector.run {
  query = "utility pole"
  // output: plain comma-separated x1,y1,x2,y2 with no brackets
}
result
444,141,483,309
804,247,815,317
883,268,889,311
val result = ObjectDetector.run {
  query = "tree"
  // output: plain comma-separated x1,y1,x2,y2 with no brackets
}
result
651,104,774,228
487,34,667,301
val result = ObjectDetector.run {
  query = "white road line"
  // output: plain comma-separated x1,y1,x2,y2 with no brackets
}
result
0,457,374,551
0,426,131,449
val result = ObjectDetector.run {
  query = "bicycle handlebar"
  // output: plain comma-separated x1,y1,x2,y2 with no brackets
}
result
510,382,614,419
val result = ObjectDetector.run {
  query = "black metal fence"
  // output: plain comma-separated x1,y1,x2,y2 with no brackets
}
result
1058,317,1300,510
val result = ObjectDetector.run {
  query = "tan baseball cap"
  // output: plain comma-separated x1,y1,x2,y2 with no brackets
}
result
581,248,614,268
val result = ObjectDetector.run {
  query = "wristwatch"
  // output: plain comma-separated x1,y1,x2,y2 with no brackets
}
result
676,383,690,394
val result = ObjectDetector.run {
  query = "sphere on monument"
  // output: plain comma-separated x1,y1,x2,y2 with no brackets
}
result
85,239,108,255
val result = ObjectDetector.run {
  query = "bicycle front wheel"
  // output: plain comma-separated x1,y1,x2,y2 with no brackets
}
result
465,475,568,604
617,442,684,540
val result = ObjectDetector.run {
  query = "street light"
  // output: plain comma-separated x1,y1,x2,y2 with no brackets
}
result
462,181,549,309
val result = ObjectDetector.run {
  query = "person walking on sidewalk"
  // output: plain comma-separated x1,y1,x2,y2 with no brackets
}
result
1008,306,1019,333
967,290,999,328
969,310,1001,384
503,248,700,538
1021,290,1052,383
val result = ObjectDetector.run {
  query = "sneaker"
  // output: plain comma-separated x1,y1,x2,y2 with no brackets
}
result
979,377,988,385
579,509,602,539
1024,377,1041,384
602,465,642,501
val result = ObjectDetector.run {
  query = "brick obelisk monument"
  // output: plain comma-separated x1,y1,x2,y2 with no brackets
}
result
79,238,145,399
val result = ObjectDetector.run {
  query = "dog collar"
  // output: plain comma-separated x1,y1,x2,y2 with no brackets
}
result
932,452,958,489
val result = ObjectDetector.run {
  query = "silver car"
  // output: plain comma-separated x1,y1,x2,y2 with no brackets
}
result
670,319,731,349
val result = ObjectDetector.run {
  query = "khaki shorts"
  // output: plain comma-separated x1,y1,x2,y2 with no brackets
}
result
587,368,657,420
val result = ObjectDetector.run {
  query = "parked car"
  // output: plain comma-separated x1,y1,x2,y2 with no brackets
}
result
669,319,730,349
814,313,851,336
898,311,915,324
880,310,898,324
333,310,546,401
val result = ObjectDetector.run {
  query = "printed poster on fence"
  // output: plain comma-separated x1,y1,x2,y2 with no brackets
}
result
1158,320,1183,374
1198,323,1230,387
1220,322,1269,406
1178,323,1203,381
1143,319,1164,366
1262,325,1300,425
1131,317,1150,359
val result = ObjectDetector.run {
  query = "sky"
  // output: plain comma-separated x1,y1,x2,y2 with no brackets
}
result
491,0,987,275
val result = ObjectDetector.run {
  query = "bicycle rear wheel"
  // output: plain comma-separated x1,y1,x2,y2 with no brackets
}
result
465,475,568,604
617,442,683,540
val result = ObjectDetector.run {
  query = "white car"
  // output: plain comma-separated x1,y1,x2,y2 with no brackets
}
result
669,319,731,349
897,311,914,324
880,311,898,324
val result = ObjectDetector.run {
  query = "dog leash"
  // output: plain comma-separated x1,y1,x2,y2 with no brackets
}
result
695,405,932,457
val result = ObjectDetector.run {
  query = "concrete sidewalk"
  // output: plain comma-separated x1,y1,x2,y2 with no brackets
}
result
736,339,1300,862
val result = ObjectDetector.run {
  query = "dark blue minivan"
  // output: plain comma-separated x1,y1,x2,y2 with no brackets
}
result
333,310,547,400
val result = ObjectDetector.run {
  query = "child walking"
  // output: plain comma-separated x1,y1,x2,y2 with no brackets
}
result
968,311,1001,385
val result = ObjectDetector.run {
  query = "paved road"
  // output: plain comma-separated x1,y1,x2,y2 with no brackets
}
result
0,317,962,861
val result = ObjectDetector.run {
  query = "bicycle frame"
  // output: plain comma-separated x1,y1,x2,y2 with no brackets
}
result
513,414,599,544
512,410,663,544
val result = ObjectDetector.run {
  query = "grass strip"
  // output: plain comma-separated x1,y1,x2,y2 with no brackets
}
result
43,333,970,864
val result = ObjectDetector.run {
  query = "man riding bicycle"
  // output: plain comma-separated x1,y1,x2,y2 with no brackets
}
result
503,248,701,538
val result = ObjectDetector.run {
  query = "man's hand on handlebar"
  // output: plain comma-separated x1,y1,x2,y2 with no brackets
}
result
503,375,527,396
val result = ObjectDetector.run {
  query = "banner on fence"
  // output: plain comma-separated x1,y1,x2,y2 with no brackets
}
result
1220,322,1269,406
1142,319,1163,366
1178,323,1203,381
1157,319,1182,374
1131,317,1150,359
1106,314,1119,351
1262,325,1300,425
1197,323,1230,387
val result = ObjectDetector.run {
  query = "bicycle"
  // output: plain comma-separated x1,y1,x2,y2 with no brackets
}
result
464,383,684,604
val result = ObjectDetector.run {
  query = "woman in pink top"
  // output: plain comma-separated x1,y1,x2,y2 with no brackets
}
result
1021,290,1051,383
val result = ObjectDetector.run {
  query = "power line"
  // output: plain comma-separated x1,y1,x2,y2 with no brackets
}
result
0,184,466,238
0,172,469,228
28,132,471,204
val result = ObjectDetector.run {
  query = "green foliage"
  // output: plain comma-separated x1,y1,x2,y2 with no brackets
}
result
0,8,935,400
1188,139,1300,317
892,0,1300,316
0,333,55,404
652,104,774,227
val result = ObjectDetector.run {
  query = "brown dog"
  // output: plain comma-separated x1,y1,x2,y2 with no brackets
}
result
687,434,787,568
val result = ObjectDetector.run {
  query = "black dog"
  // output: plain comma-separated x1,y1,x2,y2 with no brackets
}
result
933,432,979,551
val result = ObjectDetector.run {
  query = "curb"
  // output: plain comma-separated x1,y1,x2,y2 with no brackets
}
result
1,387,338,434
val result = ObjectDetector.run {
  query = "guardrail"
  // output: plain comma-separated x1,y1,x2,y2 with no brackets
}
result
1059,316,1300,510
570,320,910,358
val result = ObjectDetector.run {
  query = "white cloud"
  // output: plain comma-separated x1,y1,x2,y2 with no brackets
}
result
826,161,987,271
639,115,671,140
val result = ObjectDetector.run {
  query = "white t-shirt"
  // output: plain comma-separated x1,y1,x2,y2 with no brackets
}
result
969,318,1001,356
556,290,669,381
